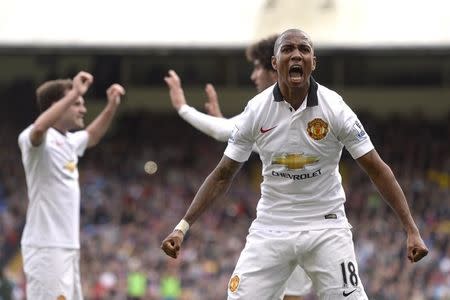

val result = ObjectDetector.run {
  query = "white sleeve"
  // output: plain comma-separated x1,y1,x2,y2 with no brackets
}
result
178,104,236,142
336,101,374,159
18,126,34,151
18,125,45,152
224,103,256,163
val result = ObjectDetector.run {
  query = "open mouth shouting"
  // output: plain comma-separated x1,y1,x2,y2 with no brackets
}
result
289,64,304,83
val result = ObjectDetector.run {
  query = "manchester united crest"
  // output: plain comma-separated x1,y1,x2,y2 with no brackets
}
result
228,274,240,293
307,118,329,140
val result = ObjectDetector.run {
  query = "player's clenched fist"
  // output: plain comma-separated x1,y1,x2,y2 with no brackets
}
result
407,233,429,263
161,230,185,259
73,71,93,96
106,84,126,105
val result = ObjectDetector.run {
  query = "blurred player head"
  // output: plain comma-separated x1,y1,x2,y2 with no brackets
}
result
36,79,87,130
246,34,279,92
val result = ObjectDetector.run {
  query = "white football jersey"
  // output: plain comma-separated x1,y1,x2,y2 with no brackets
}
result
18,126,88,249
225,78,374,231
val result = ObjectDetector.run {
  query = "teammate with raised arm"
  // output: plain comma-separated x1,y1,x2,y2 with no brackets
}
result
166,36,279,142
165,35,313,299
162,29,428,300
18,71,125,300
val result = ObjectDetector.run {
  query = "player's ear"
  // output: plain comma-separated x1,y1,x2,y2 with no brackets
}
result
312,56,317,71
271,56,278,71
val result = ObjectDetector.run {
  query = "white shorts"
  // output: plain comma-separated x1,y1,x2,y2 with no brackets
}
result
284,267,313,296
22,246,83,300
227,228,367,300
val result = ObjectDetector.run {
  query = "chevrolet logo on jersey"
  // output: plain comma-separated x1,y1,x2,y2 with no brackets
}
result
271,153,319,170
63,161,77,172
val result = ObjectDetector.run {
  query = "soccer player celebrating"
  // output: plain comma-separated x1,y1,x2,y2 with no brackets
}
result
18,71,125,300
165,35,313,299
161,29,428,299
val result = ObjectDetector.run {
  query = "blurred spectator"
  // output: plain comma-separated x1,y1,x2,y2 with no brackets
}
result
0,269,13,300
160,270,181,300
127,258,147,300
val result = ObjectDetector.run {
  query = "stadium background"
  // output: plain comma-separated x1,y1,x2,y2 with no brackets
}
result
0,0,449,299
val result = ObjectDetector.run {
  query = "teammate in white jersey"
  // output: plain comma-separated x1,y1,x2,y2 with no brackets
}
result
161,29,429,299
18,71,125,300
165,35,313,300
166,35,278,142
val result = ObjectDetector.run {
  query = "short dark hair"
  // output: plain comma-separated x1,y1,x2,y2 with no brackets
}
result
245,34,279,71
36,79,73,112
273,29,314,57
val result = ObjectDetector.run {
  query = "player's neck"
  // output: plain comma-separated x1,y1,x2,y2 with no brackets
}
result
52,123,68,135
281,85,308,110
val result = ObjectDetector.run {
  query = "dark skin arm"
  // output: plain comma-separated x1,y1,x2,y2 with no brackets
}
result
356,149,428,262
161,155,243,258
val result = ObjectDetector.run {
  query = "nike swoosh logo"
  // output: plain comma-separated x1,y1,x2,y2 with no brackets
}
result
260,126,277,133
343,289,356,297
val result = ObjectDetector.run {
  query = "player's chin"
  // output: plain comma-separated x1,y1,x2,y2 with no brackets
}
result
255,83,264,93
75,119,85,128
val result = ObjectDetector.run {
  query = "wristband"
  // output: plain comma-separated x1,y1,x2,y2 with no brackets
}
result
174,219,190,235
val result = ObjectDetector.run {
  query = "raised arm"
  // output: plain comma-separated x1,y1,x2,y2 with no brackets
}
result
178,106,236,141
30,71,93,146
161,155,243,258
165,69,234,142
203,83,223,118
356,149,429,263
86,84,125,148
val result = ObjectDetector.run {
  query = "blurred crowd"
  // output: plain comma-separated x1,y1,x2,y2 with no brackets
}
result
1,111,449,300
